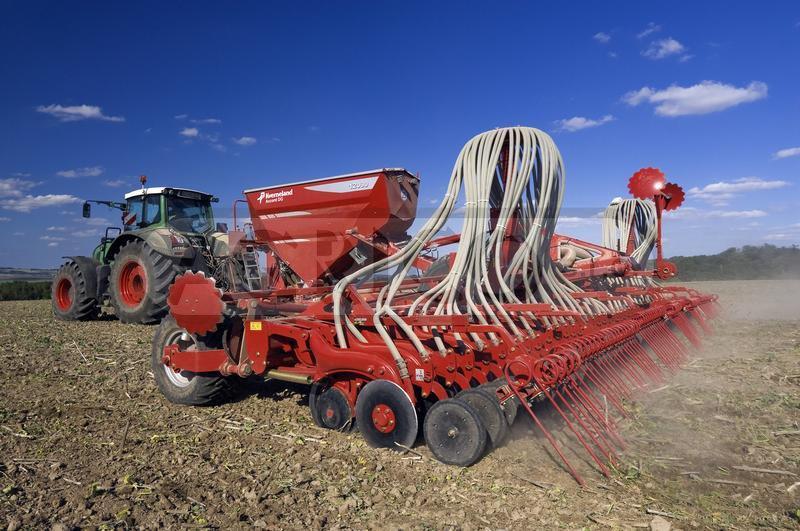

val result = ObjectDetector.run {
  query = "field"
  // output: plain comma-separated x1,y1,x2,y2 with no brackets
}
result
1,280,798,529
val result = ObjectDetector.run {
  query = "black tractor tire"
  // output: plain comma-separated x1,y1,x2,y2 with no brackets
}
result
109,240,182,324
151,315,241,406
51,257,101,321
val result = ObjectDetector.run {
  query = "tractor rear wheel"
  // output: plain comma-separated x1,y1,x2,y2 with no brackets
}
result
110,240,181,324
151,315,241,406
51,258,100,321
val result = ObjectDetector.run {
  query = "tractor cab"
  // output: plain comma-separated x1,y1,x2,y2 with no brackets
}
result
122,187,218,235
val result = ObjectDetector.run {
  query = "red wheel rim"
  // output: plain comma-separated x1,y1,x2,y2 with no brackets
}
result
371,403,397,433
55,278,73,311
119,260,147,308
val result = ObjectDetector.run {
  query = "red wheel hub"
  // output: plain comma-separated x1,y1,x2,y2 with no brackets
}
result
55,278,73,311
119,260,147,308
371,404,396,433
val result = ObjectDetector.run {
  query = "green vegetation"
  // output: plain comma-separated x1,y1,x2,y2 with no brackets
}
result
670,244,800,281
0,281,50,301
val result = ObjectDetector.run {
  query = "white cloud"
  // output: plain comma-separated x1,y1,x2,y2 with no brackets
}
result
174,114,188,120
688,177,790,205
57,165,104,178
1,194,83,212
642,38,686,59
554,115,614,133
47,242,59,247
36,104,124,123
191,118,221,124
180,127,200,138
47,226,67,231
0,216,10,222
593,32,611,44
103,179,129,187
233,136,258,146
773,147,800,159
637,23,661,39
0,177,38,198
764,233,789,240
41,235,65,241
623,81,768,117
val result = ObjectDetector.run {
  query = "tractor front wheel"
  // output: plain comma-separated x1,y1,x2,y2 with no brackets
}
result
110,240,181,324
51,258,100,321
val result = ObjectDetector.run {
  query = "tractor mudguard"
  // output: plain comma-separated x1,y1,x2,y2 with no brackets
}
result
142,228,198,260
106,230,197,263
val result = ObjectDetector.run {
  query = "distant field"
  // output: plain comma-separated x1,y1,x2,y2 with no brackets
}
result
0,267,56,282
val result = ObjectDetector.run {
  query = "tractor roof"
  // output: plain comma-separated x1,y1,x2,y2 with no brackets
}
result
124,187,214,200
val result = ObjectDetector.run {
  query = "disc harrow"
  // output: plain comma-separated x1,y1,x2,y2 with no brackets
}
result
154,127,719,483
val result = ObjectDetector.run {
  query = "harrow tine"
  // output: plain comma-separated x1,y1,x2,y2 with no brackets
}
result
690,308,712,335
506,379,586,485
582,361,629,417
561,381,623,458
571,371,624,432
531,375,612,478
621,340,661,385
640,325,679,372
671,312,702,348
565,377,627,451
554,387,620,467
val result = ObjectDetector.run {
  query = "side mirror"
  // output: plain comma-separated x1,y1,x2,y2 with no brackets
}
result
216,222,229,233
82,202,91,218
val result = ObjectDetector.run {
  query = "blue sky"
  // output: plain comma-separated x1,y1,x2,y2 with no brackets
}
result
1,1,799,268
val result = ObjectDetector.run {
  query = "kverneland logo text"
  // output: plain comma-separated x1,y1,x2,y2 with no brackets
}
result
257,188,293,204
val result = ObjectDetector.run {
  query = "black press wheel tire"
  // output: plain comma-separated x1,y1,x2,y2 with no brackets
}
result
110,240,182,324
309,383,355,431
423,397,488,467
457,387,509,448
151,315,240,406
51,257,100,321
355,379,418,451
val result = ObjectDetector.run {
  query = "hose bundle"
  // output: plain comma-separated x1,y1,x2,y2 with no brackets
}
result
602,198,657,269
332,127,608,377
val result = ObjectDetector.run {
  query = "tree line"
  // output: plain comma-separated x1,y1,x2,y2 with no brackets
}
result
0,281,51,301
669,244,800,281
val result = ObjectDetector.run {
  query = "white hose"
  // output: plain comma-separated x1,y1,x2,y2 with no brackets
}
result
331,127,607,378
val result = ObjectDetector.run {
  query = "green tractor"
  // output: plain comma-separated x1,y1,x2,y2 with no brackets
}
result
52,177,245,324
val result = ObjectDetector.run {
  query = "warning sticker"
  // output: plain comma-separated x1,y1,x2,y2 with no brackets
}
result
415,368,425,382
249,321,262,331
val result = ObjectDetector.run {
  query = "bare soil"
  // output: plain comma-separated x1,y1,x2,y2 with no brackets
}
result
1,280,798,529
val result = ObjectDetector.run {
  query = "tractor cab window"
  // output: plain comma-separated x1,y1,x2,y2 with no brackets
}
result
123,196,144,230
167,196,212,233
142,195,162,227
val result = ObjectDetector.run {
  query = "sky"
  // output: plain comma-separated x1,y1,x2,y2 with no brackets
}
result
1,1,799,268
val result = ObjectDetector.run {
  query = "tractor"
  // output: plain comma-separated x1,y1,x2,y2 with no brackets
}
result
51,176,245,324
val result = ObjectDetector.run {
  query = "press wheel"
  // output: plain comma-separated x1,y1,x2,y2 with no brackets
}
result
457,388,509,448
423,398,488,466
